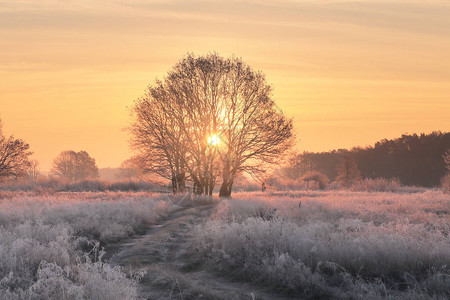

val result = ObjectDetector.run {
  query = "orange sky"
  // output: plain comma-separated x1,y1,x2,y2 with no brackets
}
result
1,0,449,171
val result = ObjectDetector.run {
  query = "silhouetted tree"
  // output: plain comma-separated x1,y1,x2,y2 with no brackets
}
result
161,54,225,195
0,119,32,181
336,156,361,188
51,150,99,181
276,153,315,181
205,54,294,197
116,157,140,180
130,81,188,193
26,159,40,182
289,132,449,187
130,53,293,197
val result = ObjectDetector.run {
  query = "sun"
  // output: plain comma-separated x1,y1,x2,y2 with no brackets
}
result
208,134,220,146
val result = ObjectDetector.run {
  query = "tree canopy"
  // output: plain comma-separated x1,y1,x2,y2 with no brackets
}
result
51,150,99,181
130,53,294,196
279,132,449,187
0,119,32,181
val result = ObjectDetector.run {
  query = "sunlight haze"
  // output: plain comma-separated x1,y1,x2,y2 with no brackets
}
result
1,0,449,171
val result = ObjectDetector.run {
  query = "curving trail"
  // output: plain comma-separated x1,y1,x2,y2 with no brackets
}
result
104,201,291,300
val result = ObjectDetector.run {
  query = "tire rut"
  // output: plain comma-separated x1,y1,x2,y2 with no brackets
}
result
105,203,291,300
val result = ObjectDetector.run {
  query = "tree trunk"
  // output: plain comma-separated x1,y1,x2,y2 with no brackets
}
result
219,170,234,197
176,173,186,193
171,175,177,194
219,165,234,197
219,179,233,197
208,180,214,196
193,179,204,195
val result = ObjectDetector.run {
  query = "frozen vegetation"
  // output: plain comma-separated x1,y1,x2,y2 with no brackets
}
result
0,189,449,299
0,191,175,299
192,190,450,299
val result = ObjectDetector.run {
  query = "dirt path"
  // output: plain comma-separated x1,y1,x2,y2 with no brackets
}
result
104,202,291,300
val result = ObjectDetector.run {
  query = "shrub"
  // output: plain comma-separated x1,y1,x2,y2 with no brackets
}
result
350,178,424,193
301,171,330,190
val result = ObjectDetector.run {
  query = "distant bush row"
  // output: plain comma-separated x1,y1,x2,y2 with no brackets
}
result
0,178,164,193
0,177,431,194
260,176,427,193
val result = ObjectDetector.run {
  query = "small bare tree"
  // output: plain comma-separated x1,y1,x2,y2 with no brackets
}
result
27,159,40,182
276,154,314,181
0,119,32,181
116,157,140,180
51,150,99,181
336,156,361,188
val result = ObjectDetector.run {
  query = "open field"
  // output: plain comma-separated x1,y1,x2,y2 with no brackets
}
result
0,191,176,299
0,189,449,299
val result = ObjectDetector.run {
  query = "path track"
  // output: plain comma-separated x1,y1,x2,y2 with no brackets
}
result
104,202,291,300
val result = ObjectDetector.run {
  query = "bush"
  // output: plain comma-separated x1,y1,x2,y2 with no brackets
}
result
301,171,330,190
441,173,450,193
350,178,424,193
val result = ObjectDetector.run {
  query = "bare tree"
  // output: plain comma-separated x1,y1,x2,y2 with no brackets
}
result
211,55,293,197
27,159,40,182
116,157,140,180
274,153,315,181
51,150,99,181
131,85,188,193
336,156,361,188
163,54,230,195
130,53,294,196
0,119,32,181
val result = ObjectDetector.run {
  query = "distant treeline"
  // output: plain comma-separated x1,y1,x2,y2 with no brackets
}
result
299,132,450,187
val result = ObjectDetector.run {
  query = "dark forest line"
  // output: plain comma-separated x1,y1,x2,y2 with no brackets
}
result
298,131,449,187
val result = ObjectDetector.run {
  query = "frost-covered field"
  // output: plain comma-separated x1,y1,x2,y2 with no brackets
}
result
193,190,450,299
0,190,449,299
0,191,175,299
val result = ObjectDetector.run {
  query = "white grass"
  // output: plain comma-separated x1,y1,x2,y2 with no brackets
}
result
0,192,175,299
193,190,450,298
1,189,448,299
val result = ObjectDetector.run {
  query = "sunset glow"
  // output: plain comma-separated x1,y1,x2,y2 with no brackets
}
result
1,0,449,171
208,134,220,146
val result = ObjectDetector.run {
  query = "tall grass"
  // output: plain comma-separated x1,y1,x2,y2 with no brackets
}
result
192,191,450,298
350,178,425,193
0,178,162,193
0,191,175,299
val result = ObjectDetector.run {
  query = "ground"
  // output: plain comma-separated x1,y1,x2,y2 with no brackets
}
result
0,189,448,299
105,201,290,299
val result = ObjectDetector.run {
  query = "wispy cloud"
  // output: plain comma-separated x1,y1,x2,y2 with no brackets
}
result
0,0,449,169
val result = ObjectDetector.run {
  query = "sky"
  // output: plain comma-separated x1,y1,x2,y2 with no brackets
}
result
1,0,449,171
